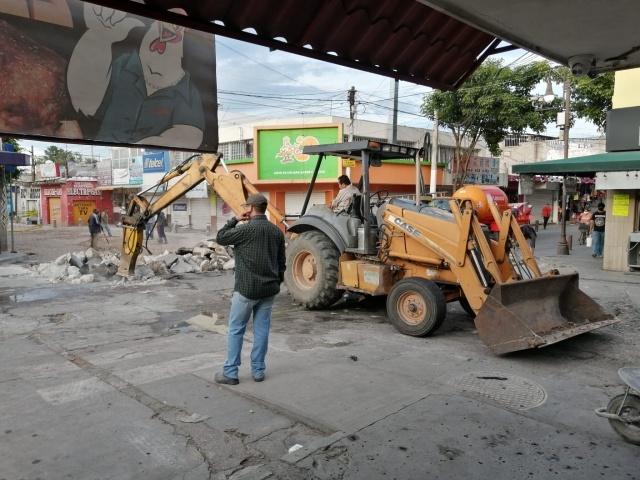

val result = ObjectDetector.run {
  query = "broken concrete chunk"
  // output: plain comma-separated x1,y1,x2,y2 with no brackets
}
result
134,265,155,280
192,246,212,258
67,266,81,279
43,264,68,280
85,248,98,260
170,258,198,274
54,253,71,266
223,259,235,270
78,274,94,283
146,260,169,276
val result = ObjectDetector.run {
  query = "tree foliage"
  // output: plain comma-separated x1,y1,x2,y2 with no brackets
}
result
421,60,557,188
43,146,78,166
571,72,614,131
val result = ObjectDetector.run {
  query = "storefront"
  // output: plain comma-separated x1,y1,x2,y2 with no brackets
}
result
514,152,640,272
40,179,113,226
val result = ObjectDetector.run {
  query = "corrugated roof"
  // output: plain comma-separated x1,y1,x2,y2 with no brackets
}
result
512,151,640,175
94,0,501,90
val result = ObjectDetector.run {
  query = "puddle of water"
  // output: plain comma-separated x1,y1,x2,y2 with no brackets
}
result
9,289,64,303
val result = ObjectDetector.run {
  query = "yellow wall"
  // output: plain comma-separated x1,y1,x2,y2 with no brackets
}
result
612,69,640,108
603,190,639,271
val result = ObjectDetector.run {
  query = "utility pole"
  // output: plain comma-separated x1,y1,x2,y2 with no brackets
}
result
347,86,356,177
430,111,439,194
31,145,35,182
557,78,571,255
391,79,399,143
347,86,356,141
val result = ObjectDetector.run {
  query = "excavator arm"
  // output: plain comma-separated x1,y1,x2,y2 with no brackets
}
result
118,153,286,276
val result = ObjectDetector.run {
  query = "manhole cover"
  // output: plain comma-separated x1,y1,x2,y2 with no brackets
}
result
449,372,547,411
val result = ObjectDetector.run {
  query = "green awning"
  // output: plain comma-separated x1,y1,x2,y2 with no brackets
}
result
512,151,640,175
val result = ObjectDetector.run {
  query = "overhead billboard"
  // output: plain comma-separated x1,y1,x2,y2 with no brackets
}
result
0,0,218,152
257,125,341,180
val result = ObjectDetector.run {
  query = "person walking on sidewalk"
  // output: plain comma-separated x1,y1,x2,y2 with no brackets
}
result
577,207,592,245
590,203,606,257
214,193,285,385
100,210,112,237
88,208,102,248
156,211,168,244
541,203,552,229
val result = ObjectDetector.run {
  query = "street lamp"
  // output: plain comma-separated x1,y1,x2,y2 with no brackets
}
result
531,77,557,109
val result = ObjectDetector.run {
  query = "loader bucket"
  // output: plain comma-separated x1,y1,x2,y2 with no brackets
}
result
474,273,619,354
117,225,144,277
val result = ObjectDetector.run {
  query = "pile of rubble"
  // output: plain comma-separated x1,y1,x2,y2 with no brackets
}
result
32,240,235,283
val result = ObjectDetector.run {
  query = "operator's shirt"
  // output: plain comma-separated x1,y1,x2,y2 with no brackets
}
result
94,52,205,145
331,184,360,213
216,215,286,300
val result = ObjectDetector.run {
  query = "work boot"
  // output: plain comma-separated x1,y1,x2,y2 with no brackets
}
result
253,374,265,383
214,372,239,385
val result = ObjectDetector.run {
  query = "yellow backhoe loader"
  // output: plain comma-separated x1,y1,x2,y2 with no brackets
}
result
117,153,286,276
118,142,617,355
285,140,618,354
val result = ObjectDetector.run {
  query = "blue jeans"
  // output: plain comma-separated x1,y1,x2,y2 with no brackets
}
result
223,292,275,379
592,230,605,256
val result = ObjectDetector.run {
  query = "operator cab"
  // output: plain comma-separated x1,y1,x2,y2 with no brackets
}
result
292,140,420,255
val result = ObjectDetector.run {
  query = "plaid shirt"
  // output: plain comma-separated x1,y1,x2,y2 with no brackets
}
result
216,215,286,300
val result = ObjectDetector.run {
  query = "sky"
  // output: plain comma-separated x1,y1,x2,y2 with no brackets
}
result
18,36,602,158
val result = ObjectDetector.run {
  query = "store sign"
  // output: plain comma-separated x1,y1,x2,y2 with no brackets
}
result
173,203,187,211
96,158,112,186
113,168,130,185
130,156,143,185
186,181,207,199
257,126,340,180
455,156,501,185
43,188,62,196
143,151,170,173
68,182,99,196
0,0,218,152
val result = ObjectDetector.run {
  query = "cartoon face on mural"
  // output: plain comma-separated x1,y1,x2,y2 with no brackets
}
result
0,0,216,151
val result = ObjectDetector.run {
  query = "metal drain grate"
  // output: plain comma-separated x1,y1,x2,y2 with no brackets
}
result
449,372,547,411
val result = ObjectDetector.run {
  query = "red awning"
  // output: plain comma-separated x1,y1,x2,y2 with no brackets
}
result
94,0,505,90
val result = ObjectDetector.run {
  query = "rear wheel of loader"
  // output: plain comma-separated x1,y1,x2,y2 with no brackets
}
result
285,230,341,309
387,278,446,337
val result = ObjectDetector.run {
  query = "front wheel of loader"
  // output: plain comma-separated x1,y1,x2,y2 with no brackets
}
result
285,230,341,309
387,278,446,337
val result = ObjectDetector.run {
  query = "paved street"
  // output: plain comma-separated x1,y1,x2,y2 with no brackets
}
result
0,224,639,479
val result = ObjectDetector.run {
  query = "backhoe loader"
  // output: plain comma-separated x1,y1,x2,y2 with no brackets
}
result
285,140,618,354
117,153,286,276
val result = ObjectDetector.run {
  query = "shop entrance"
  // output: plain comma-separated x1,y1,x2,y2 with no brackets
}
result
72,201,96,225
48,197,61,225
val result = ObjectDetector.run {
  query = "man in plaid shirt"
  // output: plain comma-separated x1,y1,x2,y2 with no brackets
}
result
214,193,286,384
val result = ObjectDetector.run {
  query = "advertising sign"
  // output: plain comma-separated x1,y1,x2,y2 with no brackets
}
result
143,150,170,173
459,156,501,185
186,181,208,199
38,162,60,179
257,126,340,180
67,181,99,196
0,0,218,151
96,158,112,186
129,156,143,185
113,168,130,185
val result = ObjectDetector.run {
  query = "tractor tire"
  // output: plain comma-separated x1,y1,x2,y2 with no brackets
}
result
285,230,341,309
387,278,446,337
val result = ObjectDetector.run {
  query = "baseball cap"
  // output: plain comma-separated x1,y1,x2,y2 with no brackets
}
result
242,193,268,207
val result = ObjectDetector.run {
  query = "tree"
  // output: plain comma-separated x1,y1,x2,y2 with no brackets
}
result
2,138,21,152
43,145,79,169
571,71,614,131
421,60,557,189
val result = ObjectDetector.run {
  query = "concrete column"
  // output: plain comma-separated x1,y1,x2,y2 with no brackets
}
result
603,190,638,271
